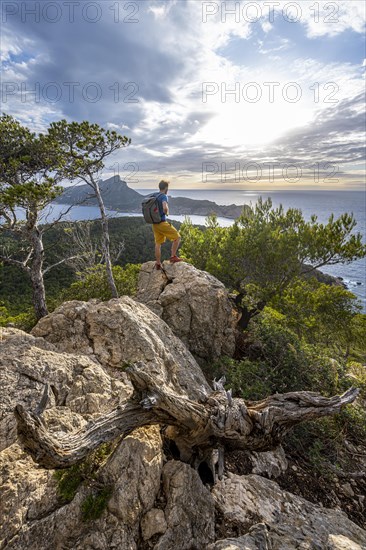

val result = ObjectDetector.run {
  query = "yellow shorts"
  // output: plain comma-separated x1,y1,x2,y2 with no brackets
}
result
152,221,180,245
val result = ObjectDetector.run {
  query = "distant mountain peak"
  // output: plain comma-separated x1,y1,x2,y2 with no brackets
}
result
98,174,127,188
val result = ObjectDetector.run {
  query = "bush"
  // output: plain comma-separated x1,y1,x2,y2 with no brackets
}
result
0,302,37,331
53,442,116,503
270,277,364,354
210,305,366,482
346,361,366,398
212,307,344,400
59,263,140,302
286,402,366,477
81,486,113,521
54,464,86,503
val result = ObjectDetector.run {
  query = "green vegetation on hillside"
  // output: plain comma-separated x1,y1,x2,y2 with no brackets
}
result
1,201,365,517
179,203,366,488
0,217,179,328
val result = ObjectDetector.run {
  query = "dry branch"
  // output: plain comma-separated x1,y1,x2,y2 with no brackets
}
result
14,361,359,470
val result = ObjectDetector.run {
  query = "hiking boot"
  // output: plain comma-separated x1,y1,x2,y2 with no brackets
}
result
155,262,162,270
170,255,183,263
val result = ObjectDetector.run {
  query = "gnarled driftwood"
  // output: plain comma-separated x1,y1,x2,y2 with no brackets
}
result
14,361,359,471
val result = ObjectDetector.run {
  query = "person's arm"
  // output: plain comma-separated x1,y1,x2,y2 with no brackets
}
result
162,196,169,216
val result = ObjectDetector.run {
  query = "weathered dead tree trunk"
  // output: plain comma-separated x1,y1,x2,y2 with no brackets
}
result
14,362,359,472
92,175,119,299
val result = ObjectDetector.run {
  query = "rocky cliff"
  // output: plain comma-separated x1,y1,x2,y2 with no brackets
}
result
1,263,365,550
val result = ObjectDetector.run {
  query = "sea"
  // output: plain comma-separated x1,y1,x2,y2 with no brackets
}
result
33,189,366,310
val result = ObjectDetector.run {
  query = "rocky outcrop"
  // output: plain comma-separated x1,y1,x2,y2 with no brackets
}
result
2,426,163,550
102,426,163,527
1,264,365,550
30,295,210,401
155,460,215,549
212,473,366,549
208,524,271,550
1,431,213,549
249,446,288,479
0,443,60,548
137,261,239,362
0,327,119,452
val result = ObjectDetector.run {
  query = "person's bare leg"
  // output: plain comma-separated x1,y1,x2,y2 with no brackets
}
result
155,243,162,266
171,237,181,257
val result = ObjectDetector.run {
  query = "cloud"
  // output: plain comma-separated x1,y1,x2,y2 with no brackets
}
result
301,0,366,38
258,0,366,38
1,0,364,188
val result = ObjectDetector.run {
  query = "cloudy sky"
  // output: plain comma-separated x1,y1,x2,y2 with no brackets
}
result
1,0,365,189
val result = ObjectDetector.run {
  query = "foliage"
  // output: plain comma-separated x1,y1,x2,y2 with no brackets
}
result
54,464,86,503
180,198,366,325
270,277,365,357
179,214,226,273
46,119,130,181
212,308,345,400
209,304,366,481
0,217,172,321
0,303,37,331
346,361,366,397
81,486,113,521
0,114,72,318
0,113,65,209
0,114,133,317
286,403,366,477
208,356,271,401
59,263,140,302
53,442,116,503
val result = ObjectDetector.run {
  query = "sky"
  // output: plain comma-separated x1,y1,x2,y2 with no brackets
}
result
0,0,365,190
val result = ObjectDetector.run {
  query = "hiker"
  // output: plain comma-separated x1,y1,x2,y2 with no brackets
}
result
142,180,183,270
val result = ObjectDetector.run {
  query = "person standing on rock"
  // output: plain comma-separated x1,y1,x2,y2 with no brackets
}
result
151,180,183,270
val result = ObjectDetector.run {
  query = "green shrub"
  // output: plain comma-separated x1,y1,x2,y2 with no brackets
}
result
81,486,113,521
54,464,86,503
59,263,140,302
207,355,271,401
0,303,37,331
286,403,366,477
211,308,344,400
335,403,366,443
346,361,366,398
270,277,365,357
53,442,116,503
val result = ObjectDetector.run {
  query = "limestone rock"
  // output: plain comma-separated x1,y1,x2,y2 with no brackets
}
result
101,425,163,526
327,534,365,549
3,426,164,550
0,443,59,548
212,473,366,550
0,295,213,548
136,261,239,362
141,508,167,541
249,446,288,479
31,295,210,400
0,327,120,451
340,482,355,498
208,523,272,549
4,478,99,549
2,274,366,550
155,460,215,549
